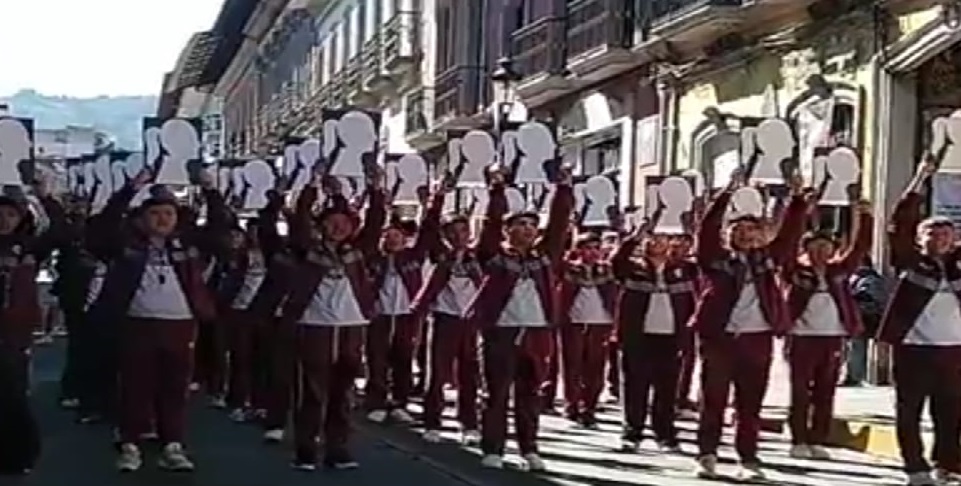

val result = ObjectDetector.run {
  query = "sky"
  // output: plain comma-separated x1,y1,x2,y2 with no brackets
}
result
0,0,226,98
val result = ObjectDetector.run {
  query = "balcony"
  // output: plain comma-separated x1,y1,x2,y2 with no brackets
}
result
565,0,640,83
381,11,420,76
511,17,572,107
404,87,444,150
328,72,346,108
434,66,487,130
648,0,745,51
344,55,377,107
361,36,384,89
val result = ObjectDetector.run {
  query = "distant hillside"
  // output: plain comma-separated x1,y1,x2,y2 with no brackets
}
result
0,89,157,150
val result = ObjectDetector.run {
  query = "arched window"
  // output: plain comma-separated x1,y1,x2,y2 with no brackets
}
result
690,112,758,191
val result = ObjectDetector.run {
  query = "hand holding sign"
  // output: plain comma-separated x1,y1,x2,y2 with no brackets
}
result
449,130,496,187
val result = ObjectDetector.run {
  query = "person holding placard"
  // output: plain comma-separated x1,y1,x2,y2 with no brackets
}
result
877,160,961,486
690,172,814,481
412,179,485,446
88,170,219,473
364,182,442,426
465,165,573,473
782,201,873,461
667,233,700,416
610,216,699,454
0,177,66,400
281,171,385,471
555,232,618,429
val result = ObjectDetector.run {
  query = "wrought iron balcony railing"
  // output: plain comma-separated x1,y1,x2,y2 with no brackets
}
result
381,11,420,70
510,16,566,80
405,87,433,136
650,0,743,26
566,0,633,59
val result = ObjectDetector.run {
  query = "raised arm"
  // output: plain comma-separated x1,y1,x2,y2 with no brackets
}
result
290,185,319,254
538,178,575,263
611,237,641,281
412,188,446,258
767,193,814,266
695,189,733,267
835,201,874,273
356,186,387,256
256,190,285,262
889,162,933,269
476,179,508,264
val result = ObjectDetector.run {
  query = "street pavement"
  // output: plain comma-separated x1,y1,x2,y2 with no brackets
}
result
9,339,909,486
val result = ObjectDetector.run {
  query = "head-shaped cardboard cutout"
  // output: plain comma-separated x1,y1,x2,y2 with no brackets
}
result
322,109,380,179
575,175,617,227
283,137,322,192
233,159,277,210
930,112,961,172
645,175,695,234
742,118,795,185
143,117,202,186
500,120,558,184
727,186,765,222
504,187,527,215
448,130,496,188
0,117,33,186
812,146,860,206
385,153,429,204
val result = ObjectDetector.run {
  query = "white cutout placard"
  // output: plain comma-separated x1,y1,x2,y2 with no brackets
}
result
645,175,694,234
109,151,145,192
143,117,202,186
284,137,322,192
466,188,489,219
448,130,496,187
931,113,961,173
90,153,113,210
812,146,860,206
501,121,557,184
505,187,526,215
234,159,276,210
742,118,794,185
0,117,33,186
67,159,85,196
576,175,617,226
385,153,429,204
727,186,764,221
322,110,379,179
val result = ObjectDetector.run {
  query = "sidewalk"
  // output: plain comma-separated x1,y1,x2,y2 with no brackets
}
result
758,342,912,460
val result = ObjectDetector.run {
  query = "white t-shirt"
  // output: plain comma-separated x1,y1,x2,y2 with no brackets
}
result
127,247,193,320
643,269,675,334
498,278,548,327
904,279,961,345
793,276,846,336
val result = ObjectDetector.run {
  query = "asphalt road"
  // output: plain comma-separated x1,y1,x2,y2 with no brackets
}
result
8,340,909,486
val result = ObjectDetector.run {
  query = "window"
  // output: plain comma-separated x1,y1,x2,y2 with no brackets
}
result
345,9,356,59
436,2,455,73
365,0,380,42
581,138,620,176
331,26,342,74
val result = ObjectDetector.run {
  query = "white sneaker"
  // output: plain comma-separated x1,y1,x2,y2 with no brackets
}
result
789,444,812,459
208,396,227,409
522,453,547,472
60,398,80,409
157,443,195,472
736,463,766,481
808,445,831,460
931,469,959,485
263,429,284,443
694,455,720,479
116,443,142,472
460,429,481,446
367,409,388,423
188,382,200,392
906,471,939,485
390,408,414,424
140,431,159,441
480,454,503,469
228,408,249,423
422,430,442,443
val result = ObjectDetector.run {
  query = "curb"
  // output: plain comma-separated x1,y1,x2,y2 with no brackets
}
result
762,416,906,459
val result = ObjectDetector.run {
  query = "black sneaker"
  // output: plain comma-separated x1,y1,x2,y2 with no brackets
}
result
579,414,599,430
323,451,359,470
